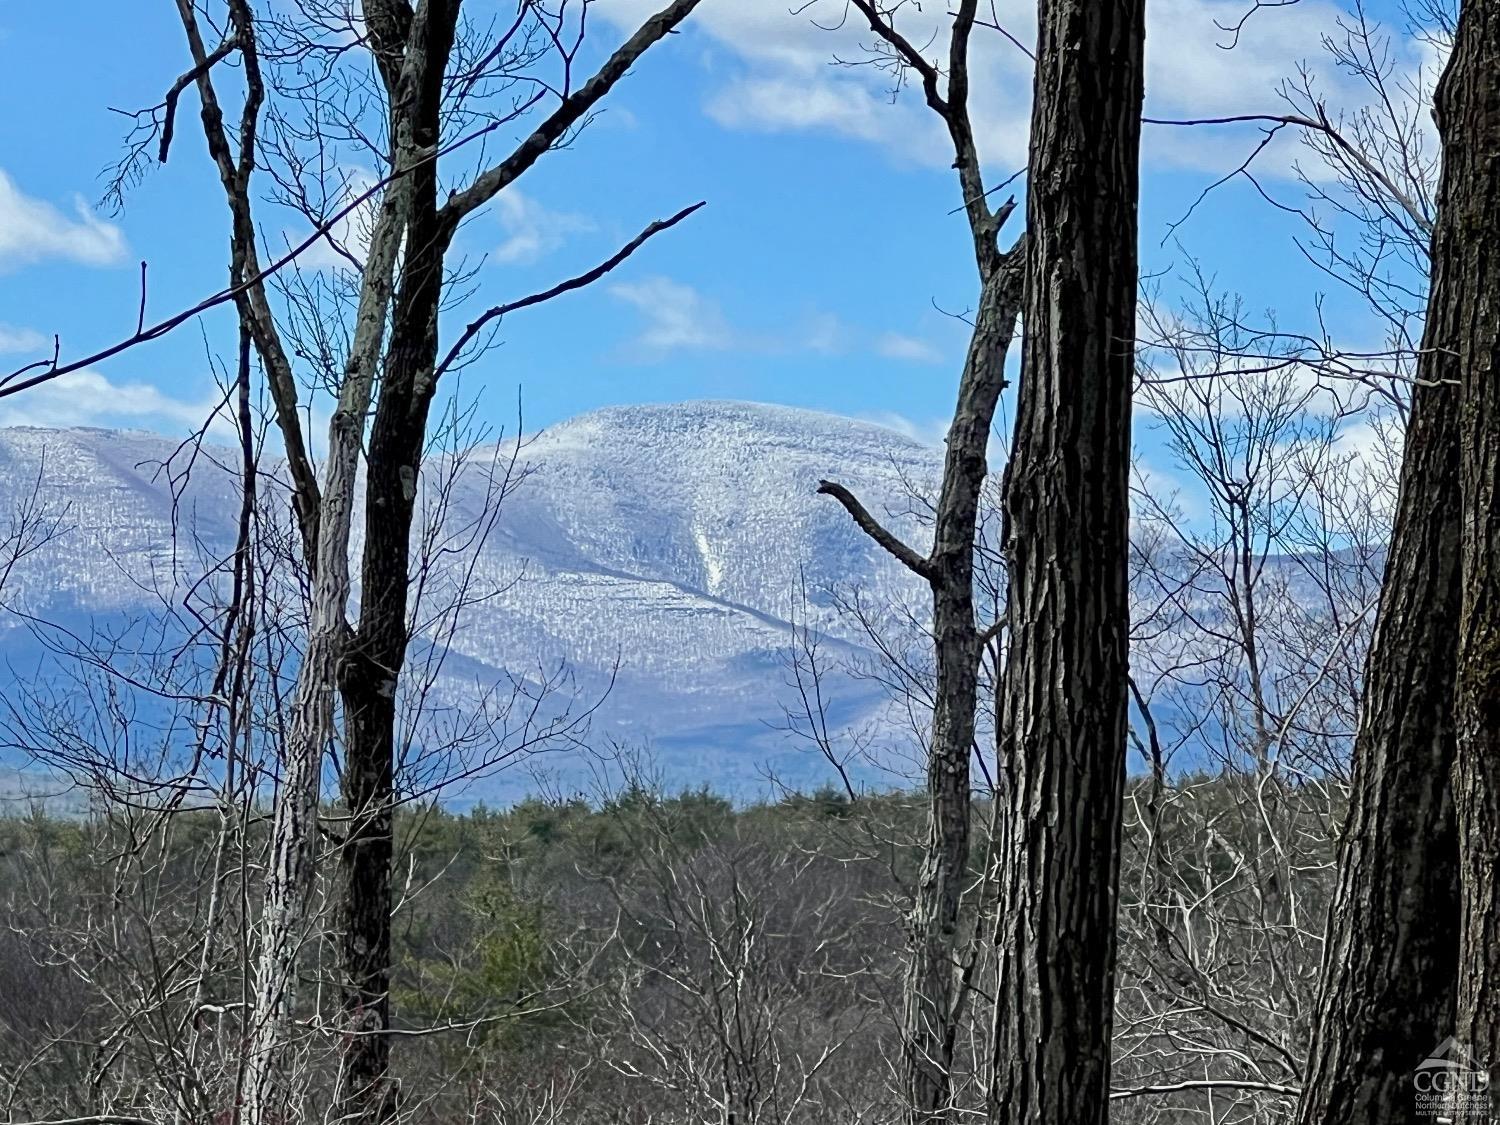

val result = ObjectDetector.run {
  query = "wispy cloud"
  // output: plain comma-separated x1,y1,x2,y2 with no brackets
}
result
801,311,849,356
876,331,943,365
1132,460,1198,523
0,369,227,434
609,275,947,368
493,189,595,265
609,276,735,357
857,411,949,448
0,169,127,271
609,273,952,371
0,324,47,354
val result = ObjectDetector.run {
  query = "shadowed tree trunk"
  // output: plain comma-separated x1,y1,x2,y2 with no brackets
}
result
888,259,1021,1125
818,223,1022,1125
986,0,1144,1121
1291,343,1462,1125
331,3,456,1118
330,6,710,1119
1292,8,1498,1123
1450,0,1500,1100
1291,171,1463,1125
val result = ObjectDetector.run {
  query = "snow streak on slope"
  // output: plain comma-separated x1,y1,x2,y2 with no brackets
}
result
0,403,941,798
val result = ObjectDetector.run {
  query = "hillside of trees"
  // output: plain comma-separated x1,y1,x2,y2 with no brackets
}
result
0,774,1338,1123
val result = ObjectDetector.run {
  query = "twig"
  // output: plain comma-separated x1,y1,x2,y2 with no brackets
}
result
1110,1078,1301,1100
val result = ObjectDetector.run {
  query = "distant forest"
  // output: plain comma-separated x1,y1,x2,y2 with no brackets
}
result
0,774,1335,1123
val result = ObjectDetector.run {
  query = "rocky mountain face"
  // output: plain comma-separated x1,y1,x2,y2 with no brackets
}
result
0,402,943,802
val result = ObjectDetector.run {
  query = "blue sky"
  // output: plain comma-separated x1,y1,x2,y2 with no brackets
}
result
0,0,1430,450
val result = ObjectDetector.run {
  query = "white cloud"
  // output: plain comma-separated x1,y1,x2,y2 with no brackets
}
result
609,276,942,365
1137,0,1431,179
0,325,46,354
858,411,948,448
288,174,593,272
1325,414,1402,522
0,369,228,434
600,0,1024,169
609,276,735,356
802,311,850,355
877,331,943,364
1146,0,1341,117
706,75,951,164
1134,460,1183,494
0,169,127,271
493,189,595,265
601,0,1420,181
281,167,379,271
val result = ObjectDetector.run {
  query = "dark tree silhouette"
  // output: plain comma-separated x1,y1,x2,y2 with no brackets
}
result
987,0,1145,1121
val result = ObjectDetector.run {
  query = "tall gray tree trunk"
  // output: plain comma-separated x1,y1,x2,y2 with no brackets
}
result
899,261,1022,1124
820,258,1022,1125
986,0,1144,1121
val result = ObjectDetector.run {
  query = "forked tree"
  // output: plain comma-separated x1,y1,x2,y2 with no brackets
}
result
813,2,1024,1120
151,2,709,1122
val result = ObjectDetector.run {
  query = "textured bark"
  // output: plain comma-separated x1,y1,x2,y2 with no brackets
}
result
817,9,1023,1120
177,2,705,1118
331,6,457,1121
242,180,408,1125
1295,9,1499,1122
900,261,1023,1124
986,1,1144,1122
1292,115,1465,1125
239,27,419,1125
1449,0,1500,1096
820,262,1021,1125
327,4,707,1122
167,7,327,1119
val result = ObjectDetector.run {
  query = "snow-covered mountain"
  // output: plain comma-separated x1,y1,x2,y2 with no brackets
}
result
0,401,942,800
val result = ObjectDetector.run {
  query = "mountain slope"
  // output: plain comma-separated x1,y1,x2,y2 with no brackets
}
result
0,402,941,798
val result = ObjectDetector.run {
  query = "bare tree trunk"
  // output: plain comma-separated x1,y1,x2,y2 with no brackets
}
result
814,8,1026,1118
898,262,1022,1125
171,3,706,1119
333,7,456,1120
986,0,1144,1121
1449,0,1500,1098
819,267,1020,1125
326,5,708,1121
1293,409,1463,1123
168,1,400,1117
241,77,414,1125
1292,9,1500,1123
1291,195,1462,1125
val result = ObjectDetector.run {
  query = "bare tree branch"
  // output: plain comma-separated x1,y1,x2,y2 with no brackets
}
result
438,0,705,228
816,480,934,581
436,200,706,380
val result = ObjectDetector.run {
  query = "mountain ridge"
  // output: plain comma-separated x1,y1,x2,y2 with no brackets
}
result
0,400,943,800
